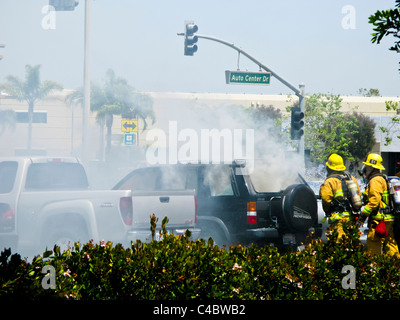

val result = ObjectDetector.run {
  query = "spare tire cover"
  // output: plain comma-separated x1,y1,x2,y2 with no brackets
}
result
281,184,318,232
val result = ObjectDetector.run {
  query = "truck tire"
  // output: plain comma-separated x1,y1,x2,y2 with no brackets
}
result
197,218,230,247
281,184,318,233
47,229,86,252
42,216,89,252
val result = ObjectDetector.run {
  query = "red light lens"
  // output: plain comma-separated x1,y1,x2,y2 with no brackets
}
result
119,197,133,226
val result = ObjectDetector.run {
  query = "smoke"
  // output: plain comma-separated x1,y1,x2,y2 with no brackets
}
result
145,96,304,192
2,94,306,260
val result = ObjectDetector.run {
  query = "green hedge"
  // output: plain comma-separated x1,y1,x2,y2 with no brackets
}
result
1,219,400,300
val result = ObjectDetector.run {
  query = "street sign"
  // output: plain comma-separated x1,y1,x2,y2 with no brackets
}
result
225,70,271,85
49,0,79,11
121,120,138,132
124,133,136,146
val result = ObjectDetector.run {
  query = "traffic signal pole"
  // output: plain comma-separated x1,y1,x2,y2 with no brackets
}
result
178,31,306,170
298,84,305,171
51,0,90,161
82,0,91,162
0,44,5,60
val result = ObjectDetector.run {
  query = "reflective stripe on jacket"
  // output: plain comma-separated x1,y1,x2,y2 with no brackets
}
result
362,174,395,221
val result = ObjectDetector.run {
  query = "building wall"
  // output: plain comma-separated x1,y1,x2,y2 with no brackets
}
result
0,90,89,157
1,90,400,164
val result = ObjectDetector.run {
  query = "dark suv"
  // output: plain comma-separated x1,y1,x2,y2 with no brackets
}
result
113,160,319,249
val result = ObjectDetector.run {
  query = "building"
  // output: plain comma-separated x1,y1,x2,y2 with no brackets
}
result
1,90,400,175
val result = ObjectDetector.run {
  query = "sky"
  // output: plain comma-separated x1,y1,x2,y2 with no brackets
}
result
0,0,399,97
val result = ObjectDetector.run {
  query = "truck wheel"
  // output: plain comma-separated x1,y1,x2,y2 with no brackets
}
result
43,225,88,252
199,224,228,247
281,184,318,233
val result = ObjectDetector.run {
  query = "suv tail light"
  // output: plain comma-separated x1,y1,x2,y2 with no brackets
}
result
247,202,257,224
119,197,133,226
0,204,15,232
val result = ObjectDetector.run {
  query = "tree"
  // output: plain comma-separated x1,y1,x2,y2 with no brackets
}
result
93,69,155,158
302,94,351,163
345,112,377,163
0,65,62,151
358,88,381,97
378,100,400,146
247,104,282,142
369,0,400,71
122,92,155,130
67,69,155,159
301,93,375,164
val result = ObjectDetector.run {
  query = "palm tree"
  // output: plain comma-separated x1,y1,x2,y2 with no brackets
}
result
95,69,155,157
67,69,154,159
0,64,63,152
122,92,155,130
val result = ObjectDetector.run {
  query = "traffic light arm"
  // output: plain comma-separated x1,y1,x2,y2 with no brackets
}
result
177,29,306,171
178,33,303,98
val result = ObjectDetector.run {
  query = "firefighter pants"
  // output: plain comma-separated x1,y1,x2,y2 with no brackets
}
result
330,218,350,242
367,220,399,256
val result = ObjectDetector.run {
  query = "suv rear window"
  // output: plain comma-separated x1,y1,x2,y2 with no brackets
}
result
0,161,18,194
249,163,304,193
25,163,89,190
203,165,235,196
115,167,198,192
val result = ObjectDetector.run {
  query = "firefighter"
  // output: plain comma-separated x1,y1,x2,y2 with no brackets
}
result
360,153,399,256
319,153,361,241
395,161,400,178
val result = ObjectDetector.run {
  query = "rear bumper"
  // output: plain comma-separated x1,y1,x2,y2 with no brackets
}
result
245,226,321,246
126,227,201,243
246,227,279,239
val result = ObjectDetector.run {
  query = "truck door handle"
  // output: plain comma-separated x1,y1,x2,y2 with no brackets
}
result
159,196,170,203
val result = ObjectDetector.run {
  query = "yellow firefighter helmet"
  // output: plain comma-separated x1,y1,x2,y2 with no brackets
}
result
363,153,385,170
326,153,346,171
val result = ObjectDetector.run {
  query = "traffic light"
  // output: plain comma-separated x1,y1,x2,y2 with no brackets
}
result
49,0,79,11
290,106,304,140
184,22,198,56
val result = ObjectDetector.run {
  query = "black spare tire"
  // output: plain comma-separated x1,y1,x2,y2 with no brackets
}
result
281,184,318,233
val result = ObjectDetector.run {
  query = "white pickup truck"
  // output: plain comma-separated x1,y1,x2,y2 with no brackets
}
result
113,166,200,243
0,157,199,255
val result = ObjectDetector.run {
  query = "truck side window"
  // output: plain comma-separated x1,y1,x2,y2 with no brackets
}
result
0,161,18,194
25,163,89,190
203,166,234,197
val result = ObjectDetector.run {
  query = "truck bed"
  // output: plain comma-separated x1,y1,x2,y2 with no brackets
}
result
129,190,197,229
16,189,133,249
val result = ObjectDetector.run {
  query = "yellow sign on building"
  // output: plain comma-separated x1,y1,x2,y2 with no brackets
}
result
121,120,138,132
